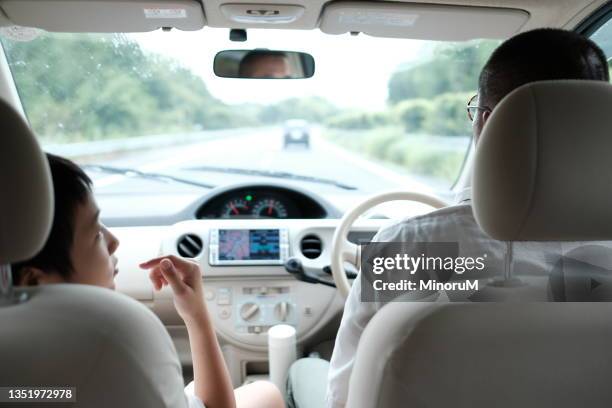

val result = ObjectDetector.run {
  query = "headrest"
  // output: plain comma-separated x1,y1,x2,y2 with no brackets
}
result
0,99,53,263
0,284,188,407
473,80,612,241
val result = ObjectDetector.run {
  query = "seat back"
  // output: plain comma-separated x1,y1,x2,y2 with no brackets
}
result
0,284,188,408
347,302,612,408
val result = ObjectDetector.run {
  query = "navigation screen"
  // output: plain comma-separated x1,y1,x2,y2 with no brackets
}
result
218,229,280,261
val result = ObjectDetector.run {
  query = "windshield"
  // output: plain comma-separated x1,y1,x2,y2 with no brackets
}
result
1,29,499,196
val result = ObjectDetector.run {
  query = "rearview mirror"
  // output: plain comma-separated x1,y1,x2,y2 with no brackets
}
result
214,49,315,79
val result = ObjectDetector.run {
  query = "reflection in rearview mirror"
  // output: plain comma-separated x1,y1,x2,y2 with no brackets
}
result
214,49,315,79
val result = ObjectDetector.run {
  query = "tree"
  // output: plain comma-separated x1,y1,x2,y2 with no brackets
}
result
3,33,236,142
258,96,338,124
388,40,498,104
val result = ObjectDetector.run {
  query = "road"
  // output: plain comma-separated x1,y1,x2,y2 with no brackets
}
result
84,127,441,194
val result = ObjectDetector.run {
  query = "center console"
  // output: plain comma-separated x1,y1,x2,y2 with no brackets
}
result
157,218,383,348
117,216,385,384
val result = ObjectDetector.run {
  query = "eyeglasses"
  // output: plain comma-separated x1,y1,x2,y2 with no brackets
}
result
467,94,491,122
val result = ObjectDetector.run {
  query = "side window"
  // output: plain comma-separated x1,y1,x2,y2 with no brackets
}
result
589,16,612,80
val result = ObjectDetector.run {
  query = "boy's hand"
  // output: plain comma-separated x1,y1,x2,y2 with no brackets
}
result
140,255,206,323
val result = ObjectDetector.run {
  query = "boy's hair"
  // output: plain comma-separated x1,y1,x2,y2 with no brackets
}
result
479,28,610,107
11,154,92,283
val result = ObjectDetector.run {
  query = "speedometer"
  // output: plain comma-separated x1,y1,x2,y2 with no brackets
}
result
221,198,251,217
252,198,288,218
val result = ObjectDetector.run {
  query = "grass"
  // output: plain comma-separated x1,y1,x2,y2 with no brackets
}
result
323,126,469,187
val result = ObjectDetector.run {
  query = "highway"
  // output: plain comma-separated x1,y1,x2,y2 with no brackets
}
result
82,127,442,195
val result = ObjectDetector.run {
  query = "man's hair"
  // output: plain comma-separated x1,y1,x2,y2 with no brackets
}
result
479,28,610,107
11,154,92,283
238,50,288,77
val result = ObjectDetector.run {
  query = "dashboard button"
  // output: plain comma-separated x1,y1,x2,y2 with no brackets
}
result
240,302,261,322
219,308,231,319
274,301,291,322
217,288,232,305
248,325,262,334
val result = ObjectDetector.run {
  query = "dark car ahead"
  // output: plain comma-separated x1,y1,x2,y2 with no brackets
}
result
283,119,310,148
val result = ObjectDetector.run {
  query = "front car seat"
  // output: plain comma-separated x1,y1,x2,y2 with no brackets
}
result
346,80,612,408
0,98,188,408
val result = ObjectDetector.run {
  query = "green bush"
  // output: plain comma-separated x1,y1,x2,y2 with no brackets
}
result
364,128,403,158
423,92,472,136
400,144,466,182
393,99,433,133
326,110,393,130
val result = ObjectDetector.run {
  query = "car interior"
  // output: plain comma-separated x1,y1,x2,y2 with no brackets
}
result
1,0,612,407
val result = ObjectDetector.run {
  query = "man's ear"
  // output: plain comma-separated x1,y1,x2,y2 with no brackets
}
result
474,109,493,145
16,267,64,286
482,110,492,127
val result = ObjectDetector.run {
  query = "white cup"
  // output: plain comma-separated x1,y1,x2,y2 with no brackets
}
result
268,324,297,396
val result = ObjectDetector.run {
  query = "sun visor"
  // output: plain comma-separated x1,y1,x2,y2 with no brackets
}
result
0,8,10,27
0,0,206,32
320,1,529,40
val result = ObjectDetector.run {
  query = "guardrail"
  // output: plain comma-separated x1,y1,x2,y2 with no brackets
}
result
43,127,268,160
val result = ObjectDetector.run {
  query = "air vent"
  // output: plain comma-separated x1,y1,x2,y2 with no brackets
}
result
300,235,322,259
177,234,203,258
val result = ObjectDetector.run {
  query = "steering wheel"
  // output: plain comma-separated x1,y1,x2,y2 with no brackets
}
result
330,191,448,298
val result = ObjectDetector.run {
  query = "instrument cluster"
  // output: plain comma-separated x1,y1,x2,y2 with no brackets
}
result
196,186,328,219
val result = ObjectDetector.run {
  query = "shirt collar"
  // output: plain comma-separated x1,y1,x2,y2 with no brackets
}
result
455,187,472,205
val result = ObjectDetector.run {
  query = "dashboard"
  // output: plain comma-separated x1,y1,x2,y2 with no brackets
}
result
108,182,397,384
100,182,342,227
195,186,330,219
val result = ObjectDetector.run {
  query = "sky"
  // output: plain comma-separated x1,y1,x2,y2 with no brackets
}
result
128,28,432,110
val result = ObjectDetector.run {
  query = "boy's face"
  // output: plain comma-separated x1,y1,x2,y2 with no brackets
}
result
68,192,120,289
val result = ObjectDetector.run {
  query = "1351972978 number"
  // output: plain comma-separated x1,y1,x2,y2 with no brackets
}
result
0,387,76,402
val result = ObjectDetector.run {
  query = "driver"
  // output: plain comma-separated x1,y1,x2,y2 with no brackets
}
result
286,28,611,408
239,50,292,79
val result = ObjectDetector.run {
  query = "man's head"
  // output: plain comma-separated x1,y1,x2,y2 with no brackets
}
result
239,50,291,79
472,28,610,141
12,154,119,289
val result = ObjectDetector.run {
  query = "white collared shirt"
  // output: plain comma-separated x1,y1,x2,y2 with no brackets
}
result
326,189,611,407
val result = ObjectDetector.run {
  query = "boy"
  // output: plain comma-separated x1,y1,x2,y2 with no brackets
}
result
12,154,284,408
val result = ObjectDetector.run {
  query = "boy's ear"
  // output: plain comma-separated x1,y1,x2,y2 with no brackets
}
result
16,267,64,286
16,267,44,286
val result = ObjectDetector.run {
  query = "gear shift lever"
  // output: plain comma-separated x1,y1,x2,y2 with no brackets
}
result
284,257,336,287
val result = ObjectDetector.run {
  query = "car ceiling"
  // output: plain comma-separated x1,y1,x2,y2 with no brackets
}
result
0,0,607,40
